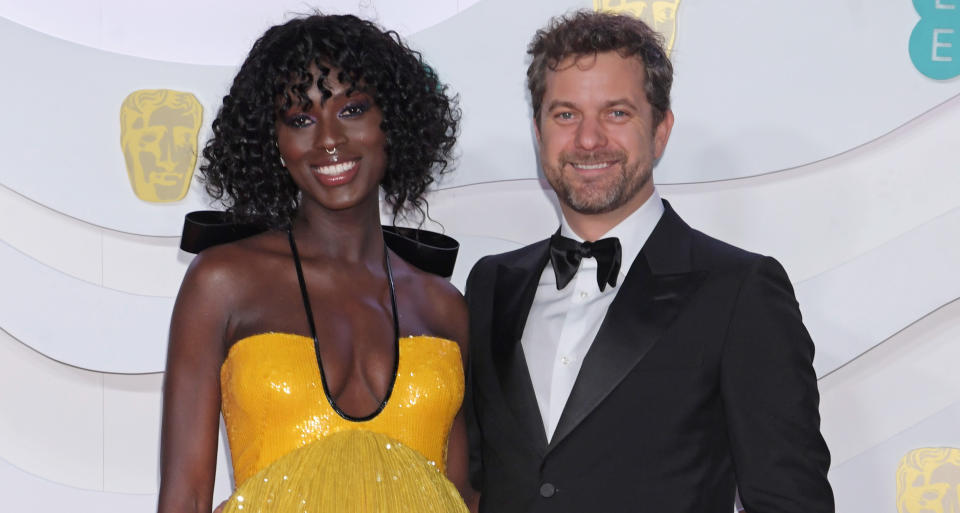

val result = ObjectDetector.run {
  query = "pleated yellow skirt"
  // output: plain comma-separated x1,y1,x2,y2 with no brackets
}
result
221,430,468,513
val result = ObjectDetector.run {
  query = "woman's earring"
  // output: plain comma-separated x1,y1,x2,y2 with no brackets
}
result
279,155,287,167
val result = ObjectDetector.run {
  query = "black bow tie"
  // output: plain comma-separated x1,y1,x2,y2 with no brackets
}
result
549,232,622,292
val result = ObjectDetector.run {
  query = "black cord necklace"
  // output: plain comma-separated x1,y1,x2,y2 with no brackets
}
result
287,229,401,422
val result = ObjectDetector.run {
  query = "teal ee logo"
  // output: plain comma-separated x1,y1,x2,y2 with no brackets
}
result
911,0,960,79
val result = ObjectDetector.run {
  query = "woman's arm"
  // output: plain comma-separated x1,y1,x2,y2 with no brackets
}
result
157,251,236,513
427,279,479,510
447,408,480,512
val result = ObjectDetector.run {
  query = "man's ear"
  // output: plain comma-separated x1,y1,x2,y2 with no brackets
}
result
654,109,674,159
533,116,542,145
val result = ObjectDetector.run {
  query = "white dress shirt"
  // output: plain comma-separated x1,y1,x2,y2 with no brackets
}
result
521,190,664,441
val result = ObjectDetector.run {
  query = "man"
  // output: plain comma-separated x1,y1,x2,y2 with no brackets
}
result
465,10,834,513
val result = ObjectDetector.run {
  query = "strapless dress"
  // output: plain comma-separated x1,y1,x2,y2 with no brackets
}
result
218,332,466,513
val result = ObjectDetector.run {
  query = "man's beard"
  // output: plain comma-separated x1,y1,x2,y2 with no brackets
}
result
544,150,651,215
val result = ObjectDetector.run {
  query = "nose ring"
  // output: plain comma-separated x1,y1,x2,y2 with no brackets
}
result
324,146,337,155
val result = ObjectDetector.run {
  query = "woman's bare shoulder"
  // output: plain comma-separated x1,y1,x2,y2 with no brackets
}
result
181,230,290,298
393,256,468,350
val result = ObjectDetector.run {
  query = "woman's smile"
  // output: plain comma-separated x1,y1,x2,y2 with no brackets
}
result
312,158,360,186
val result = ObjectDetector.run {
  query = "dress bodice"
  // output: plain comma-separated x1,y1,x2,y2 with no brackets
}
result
221,333,464,486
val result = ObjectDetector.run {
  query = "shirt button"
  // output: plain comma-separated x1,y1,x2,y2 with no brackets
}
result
539,482,556,498
579,291,589,300
560,356,570,366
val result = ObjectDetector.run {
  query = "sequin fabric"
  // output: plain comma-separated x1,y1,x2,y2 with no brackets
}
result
220,334,464,487
220,430,467,513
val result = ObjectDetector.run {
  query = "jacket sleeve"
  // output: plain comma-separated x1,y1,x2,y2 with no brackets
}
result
463,257,490,492
720,256,835,513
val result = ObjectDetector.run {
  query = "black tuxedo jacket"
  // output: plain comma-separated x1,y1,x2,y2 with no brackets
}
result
464,201,834,513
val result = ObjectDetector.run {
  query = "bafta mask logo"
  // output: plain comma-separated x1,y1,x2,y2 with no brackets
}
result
897,447,960,513
594,0,682,56
120,89,203,203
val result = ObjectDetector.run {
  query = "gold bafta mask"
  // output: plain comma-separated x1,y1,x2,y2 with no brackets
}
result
594,0,682,56
897,447,960,513
120,89,203,203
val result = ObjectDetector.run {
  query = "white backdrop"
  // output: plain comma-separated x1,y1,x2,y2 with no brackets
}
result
1,0,958,511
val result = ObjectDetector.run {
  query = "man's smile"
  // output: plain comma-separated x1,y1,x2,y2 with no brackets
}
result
570,161,618,171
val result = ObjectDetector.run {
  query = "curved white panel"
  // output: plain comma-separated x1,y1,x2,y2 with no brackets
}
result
663,92,960,283
796,208,960,377
819,298,960,466
1,183,189,297
0,431,235,508
0,328,235,496
102,373,164,493
0,0,482,65
416,179,560,244
0,240,171,373
828,399,960,513
0,455,155,512
101,231,187,298
662,2,960,183
0,184,103,284
0,328,103,489
447,234,525,293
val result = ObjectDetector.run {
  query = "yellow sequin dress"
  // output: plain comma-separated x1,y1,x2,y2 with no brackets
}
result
219,333,466,513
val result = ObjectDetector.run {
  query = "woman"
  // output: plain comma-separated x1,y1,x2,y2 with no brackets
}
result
157,14,469,513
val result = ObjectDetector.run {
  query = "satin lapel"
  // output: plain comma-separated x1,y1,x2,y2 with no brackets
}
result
491,240,551,453
547,205,707,452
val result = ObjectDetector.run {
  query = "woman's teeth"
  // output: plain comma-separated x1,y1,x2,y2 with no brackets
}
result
313,161,356,175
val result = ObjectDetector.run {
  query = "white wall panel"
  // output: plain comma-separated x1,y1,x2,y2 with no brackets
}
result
102,373,163,493
820,299,960,466
663,1,960,182
101,231,186,298
828,400,960,513
0,0,480,66
0,329,103,490
415,180,560,243
1,183,190,297
797,208,960,376
1,455,155,513
0,330,235,502
447,235,525,292
0,240,171,373
0,184,102,284
662,93,960,283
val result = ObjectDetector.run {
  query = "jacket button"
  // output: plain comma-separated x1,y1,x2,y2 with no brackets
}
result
539,482,556,498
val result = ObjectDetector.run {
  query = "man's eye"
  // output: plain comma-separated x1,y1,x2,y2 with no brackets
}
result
286,114,314,128
556,112,575,120
611,110,628,118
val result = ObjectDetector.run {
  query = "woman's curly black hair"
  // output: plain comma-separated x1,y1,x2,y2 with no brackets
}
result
201,14,460,229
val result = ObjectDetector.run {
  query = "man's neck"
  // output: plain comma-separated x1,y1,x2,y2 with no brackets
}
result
561,186,654,242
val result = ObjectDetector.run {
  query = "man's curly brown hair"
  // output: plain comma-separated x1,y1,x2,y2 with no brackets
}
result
526,10,673,128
